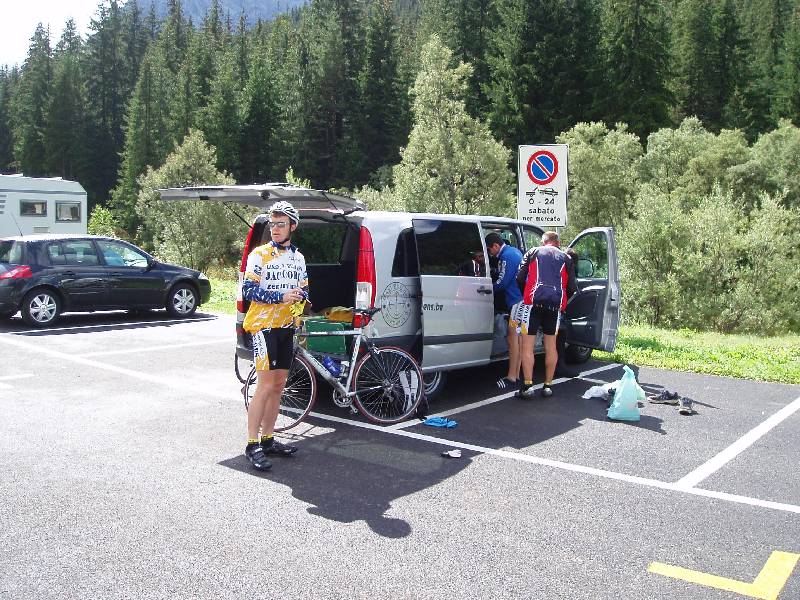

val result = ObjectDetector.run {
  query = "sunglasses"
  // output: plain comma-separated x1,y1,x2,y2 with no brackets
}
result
268,221,290,229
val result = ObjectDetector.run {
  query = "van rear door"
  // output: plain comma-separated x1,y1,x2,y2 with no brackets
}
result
565,227,620,352
413,218,493,370
158,184,366,212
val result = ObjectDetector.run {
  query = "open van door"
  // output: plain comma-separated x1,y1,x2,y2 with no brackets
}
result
413,218,494,370
565,227,620,356
158,184,366,212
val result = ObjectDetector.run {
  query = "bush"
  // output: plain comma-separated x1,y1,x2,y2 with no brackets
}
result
87,205,123,238
135,129,251,272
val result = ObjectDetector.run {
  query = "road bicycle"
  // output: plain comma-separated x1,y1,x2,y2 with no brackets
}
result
243,307,424,430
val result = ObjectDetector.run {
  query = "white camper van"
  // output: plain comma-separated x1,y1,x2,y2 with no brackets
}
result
0,175,88,237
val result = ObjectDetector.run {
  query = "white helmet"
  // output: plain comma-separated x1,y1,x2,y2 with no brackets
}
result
269,201,299,224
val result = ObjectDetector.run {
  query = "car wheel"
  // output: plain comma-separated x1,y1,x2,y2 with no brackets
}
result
565,344,593,364
21,289,62,327
423,370,448,401
166,283,198,318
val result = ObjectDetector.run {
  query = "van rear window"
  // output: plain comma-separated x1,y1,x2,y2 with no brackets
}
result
0,240,23,264
291,221,350,265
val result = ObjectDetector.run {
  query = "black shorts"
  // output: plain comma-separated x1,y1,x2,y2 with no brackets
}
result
509,302,561,336
252,328,295,371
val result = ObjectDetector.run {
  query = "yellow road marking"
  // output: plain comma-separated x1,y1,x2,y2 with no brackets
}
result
648,551,800,599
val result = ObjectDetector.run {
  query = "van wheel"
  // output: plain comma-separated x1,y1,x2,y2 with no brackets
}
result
21,289,62,327
423,370,448,401
566,344,593,364
166,283,198,318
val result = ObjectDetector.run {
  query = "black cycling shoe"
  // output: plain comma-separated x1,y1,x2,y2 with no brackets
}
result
262,439,298,456
245,444,272,471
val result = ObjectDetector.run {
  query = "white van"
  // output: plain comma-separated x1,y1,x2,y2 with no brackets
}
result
0,175,87,237
160,184,620,398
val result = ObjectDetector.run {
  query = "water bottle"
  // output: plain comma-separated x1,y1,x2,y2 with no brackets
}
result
322,356,341,377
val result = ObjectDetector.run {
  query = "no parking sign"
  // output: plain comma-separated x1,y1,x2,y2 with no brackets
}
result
518,144,568,227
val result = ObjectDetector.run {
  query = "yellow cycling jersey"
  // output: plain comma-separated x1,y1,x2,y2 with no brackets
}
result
242,242,308,333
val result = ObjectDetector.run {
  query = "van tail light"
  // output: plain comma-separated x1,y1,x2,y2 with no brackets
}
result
0,265,32,280
237,225,255,313
354,226,376,328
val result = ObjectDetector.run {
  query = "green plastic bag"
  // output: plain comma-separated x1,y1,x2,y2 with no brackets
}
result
607,365,644,422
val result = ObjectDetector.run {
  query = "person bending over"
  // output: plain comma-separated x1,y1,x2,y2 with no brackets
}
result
512,231,576,399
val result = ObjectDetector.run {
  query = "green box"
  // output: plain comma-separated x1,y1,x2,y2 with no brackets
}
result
305,317,347,355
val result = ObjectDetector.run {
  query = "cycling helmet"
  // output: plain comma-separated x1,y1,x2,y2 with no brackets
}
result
269,201,300,225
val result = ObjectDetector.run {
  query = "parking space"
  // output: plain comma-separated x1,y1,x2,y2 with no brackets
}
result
1,314,799,599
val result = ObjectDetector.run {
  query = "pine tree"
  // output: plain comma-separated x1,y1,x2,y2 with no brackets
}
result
357,0,403,183
201,49,242,176
0,68,16,172
598,0,674,141
773,7,800,123
122,0,153,94
84,0,128,202
673,0,721,128
485,0,602,149
393,35,513,216
111,46,175,234
44,21,87,180
239,46,277,183
14,24,52,176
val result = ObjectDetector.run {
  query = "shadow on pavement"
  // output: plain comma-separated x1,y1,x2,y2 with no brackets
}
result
218,426,475,538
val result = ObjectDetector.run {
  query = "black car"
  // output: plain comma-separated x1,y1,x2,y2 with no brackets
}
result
0,234,211,327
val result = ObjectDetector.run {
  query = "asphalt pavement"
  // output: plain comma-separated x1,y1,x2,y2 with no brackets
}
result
1,312,798,599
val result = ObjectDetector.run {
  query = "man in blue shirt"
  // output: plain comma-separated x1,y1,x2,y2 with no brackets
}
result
485,233,524,390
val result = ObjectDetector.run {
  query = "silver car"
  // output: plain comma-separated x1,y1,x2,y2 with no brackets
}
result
160,184,620,399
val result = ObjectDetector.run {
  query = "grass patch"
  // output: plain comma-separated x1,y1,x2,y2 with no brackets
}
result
206,271,238,315
208,273,799,385
596,325,800,385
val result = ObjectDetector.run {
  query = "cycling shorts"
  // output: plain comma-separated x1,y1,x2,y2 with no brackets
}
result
509,302,561,336
252,328,294,371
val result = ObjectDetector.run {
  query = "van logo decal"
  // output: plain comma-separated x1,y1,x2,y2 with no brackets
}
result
380,282,413,328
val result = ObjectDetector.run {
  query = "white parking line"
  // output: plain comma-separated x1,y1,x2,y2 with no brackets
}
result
388,362,622,430
0,334,233,402
674,393,800,489
300,410,800,514
4,330,797,515
1,316,218,335
79,338,231,358
0,374,34,381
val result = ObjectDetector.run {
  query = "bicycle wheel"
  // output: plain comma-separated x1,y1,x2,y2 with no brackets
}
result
234,353,252,384
351,346,424,425
243,355,317,431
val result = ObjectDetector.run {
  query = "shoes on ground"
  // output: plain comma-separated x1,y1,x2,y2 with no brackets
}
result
497,377,520,391
541,384,553,398
245,443,272,471
677,397,695,415
648,390,680,405
262,439,298,456
517,386,537,400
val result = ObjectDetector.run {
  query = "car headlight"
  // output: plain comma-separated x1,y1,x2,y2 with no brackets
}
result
198,272,208,280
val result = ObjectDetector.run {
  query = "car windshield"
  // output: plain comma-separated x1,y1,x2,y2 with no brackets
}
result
0,240,23,264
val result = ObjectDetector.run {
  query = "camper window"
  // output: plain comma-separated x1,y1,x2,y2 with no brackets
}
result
56,201,81,222
20,200,47,217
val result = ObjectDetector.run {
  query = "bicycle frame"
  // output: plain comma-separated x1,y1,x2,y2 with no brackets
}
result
294,327,383,402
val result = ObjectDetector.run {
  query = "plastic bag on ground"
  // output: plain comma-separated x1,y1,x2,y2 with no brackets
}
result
606,365,645,422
